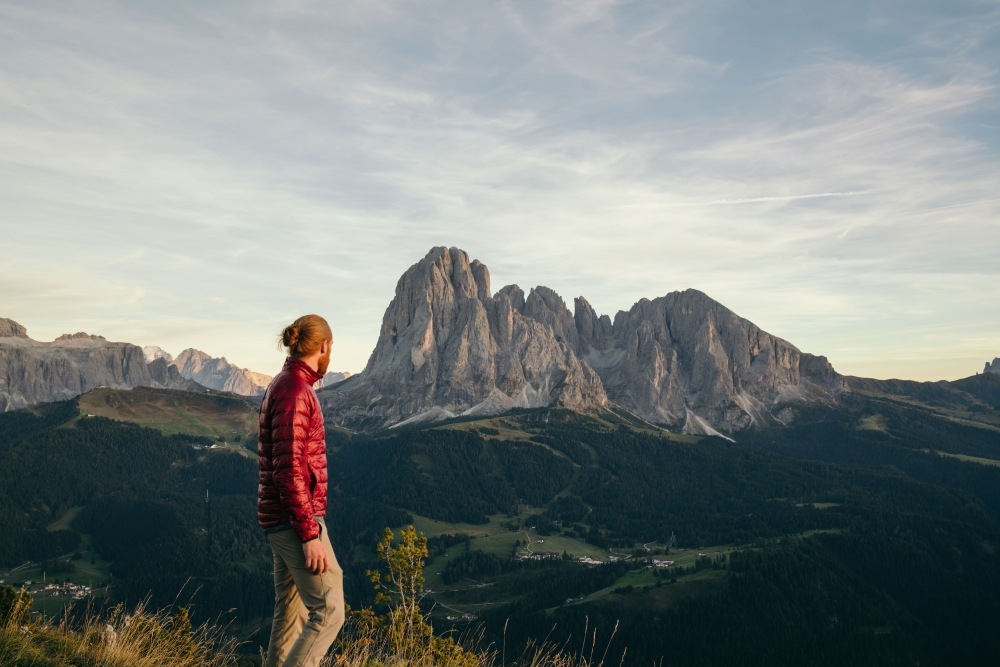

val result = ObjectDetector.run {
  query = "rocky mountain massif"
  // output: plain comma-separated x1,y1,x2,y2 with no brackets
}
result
141,348,347,396
168,348,270,396
1,316,360,412
321,247,846,434
0,318,200,412
985,358,1000,374
0,319,280,412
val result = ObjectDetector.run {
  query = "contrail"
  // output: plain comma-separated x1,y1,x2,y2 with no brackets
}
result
612,191,872,210
672,191,872,208
900,197,1000,215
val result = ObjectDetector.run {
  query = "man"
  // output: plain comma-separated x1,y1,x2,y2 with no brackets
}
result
258,314,345,667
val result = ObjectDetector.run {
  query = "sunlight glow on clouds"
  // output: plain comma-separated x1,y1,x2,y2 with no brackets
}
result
1,0,998,381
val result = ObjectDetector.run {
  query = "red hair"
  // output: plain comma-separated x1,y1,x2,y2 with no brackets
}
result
280,314,332,358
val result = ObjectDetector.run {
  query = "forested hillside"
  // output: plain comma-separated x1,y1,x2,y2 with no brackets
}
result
2,387,999,664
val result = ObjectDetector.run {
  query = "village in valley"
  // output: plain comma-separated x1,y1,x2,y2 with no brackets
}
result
1,551,107,616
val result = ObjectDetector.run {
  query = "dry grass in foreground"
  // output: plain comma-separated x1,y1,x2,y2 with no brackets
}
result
1,526,626,666
0,586,240,666
1,590,623,667
328,617,624,667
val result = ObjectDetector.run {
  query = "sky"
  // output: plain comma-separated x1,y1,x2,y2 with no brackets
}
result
2,1,998,382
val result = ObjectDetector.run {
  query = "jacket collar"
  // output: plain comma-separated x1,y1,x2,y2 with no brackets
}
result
283,356,324,385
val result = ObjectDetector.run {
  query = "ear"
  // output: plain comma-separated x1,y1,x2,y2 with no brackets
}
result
321,339,332,355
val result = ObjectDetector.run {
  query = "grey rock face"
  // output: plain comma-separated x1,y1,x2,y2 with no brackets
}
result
146,357,203,392
321,247,607,428
322,247,846,434
985,359,1000,374
577,290,844,434
574,297,613,351
0,320,263,412
143,345,174,364
322,371,352,386
172,348,270,396
0,324,157,412
0,318,28,338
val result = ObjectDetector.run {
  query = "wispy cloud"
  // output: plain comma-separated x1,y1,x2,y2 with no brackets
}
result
611,191,873,209
1,0,997,380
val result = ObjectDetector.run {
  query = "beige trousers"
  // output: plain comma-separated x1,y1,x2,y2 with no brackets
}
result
265,518,345,667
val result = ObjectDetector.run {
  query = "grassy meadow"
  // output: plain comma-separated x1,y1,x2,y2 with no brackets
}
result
76,387,259,444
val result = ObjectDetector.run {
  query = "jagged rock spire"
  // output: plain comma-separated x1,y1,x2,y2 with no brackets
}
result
323,247,607,428
322,247,845,433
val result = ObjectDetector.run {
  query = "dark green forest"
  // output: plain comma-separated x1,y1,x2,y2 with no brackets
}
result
2,385,1000,665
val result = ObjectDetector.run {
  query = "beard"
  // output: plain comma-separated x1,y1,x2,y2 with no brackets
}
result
317,347,332,376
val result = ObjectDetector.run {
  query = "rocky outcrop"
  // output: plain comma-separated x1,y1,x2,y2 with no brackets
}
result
0,318,28,338
321,247,608,428
144,345,274,396
147,357,202,392
0,322,158,412
143,346,174,364
985,359,1000,375
172,348,271,396
322,371,352,386
322,247,844,433
575,290,844,433
1,320,281,411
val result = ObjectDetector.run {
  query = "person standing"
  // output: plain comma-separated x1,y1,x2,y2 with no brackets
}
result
258,314,345,667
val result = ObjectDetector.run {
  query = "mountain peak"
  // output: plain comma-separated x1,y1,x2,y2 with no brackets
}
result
55,332,107,342
323,247,844,433
172,348,269,396
0,326,154,412
143,345,174,364
0,318,28,338
323,248,607,428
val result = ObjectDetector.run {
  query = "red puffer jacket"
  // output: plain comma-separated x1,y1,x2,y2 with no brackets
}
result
257,356,327,542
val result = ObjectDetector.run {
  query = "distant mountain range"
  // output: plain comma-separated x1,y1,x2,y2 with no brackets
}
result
319,247,998,435
0,319,187,412
0,317,361,413
168,348,271,396
2,248,996,432
0,319,266,411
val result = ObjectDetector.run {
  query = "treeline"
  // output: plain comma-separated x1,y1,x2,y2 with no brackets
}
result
339,401,1000,553
336,420,854,548
742,399,1000,515
0,403,202,566
334,428,574,524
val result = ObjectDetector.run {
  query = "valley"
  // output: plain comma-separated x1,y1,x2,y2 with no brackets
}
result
2,373,1000,664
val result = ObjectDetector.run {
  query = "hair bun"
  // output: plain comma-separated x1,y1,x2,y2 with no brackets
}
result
282,325,300,347
279,314,331,357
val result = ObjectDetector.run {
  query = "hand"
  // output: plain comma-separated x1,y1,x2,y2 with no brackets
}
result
302,538,329,574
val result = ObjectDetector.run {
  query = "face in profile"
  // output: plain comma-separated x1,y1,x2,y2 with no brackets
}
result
317,339,332,376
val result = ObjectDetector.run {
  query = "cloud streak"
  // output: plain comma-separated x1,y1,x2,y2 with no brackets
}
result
613,191,874,209
1,1,998,381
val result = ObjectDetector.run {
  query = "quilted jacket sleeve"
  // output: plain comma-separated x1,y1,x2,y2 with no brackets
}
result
270,388,321,542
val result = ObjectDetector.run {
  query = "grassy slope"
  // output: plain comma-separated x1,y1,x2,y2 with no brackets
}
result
76,386,259,443
847,372,1000,429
